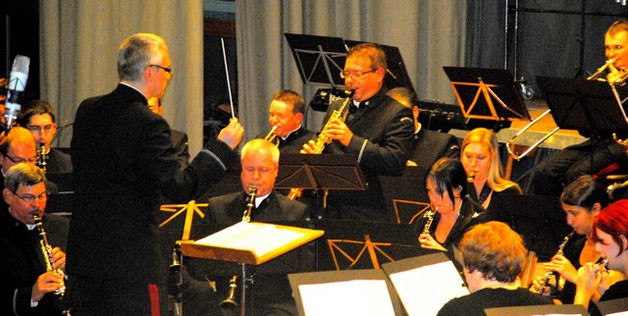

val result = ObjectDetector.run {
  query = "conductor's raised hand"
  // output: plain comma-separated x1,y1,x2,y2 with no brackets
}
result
218,118,245,149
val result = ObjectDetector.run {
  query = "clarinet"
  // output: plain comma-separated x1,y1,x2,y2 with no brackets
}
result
421,210,435,235
242,186,257,223
33,214,71,315
529,230,575,294
37,143,48,173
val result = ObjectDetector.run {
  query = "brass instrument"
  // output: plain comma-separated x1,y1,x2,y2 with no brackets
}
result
264,125,279,146
529,230,574,294
220,275,238,309
37,143,48,173
33,214,71,315
287,95,353,200
588,59,628,146
242,186,257,222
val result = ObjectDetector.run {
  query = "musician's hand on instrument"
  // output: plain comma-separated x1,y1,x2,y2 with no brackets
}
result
418,233,446,251
544,254,577,284
217,118,245,150
530,277,551,296
50,247,66,271
325,118,353,146
575,263,602,301
32,271,64,301
300,140,316,154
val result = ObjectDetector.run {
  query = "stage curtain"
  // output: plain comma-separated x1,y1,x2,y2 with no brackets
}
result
40,0,204,155
236,0,467,141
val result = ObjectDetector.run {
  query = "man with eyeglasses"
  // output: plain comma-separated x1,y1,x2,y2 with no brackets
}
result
302,43,414,222
17,100,72,174
0,163,69,315
68,33,244,315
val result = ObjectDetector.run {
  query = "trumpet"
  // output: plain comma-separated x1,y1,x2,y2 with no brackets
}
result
264,126,279,146
529,230,574,294
287,94,353,200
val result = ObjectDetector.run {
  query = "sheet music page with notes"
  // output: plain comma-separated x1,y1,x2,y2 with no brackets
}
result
194,221,305,257
298,279,395,316
389,260,469,316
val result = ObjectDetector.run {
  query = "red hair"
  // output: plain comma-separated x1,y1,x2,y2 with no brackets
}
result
592,199,628,256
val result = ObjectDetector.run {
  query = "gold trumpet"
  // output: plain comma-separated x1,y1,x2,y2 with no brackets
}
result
264,126,279,146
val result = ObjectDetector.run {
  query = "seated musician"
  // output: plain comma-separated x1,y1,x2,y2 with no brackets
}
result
191,139,309,315
437,221,553,316
0,163,69,315
527,19,628,197
417,157,473,252
16,100,72,174
262,90,316,153
537,175,622,304
574,199,628,312
460,128,521,212
386,87,459,168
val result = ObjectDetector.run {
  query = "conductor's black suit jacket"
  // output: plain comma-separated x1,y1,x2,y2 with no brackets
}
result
68,84,238,283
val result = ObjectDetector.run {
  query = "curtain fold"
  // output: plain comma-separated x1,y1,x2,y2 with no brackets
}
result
40,0,204,155
237,0,467,142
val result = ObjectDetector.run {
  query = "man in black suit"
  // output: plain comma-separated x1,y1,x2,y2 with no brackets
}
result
148,96,190,164
67,33,244,315
17,100,73,174
303,43,415,222
0,163,69,315
192,139,309,315
387,87,459,168
264,90,316,154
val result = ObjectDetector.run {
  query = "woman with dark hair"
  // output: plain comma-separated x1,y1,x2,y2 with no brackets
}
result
574,199,628,310
417,157,473,252
534,175,611,303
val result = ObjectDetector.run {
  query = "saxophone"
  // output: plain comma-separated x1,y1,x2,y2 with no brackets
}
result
37,143,48,173
287,95,353,200
529,230,574,294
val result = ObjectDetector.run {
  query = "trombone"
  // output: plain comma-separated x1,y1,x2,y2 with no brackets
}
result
506,59,628,161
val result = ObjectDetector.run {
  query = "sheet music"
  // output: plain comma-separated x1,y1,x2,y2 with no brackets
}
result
389,260,469,316
298,279,395,316
194,221,305,257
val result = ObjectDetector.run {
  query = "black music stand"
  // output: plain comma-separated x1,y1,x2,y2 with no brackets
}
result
537,76,628,173
275,154,366,219
284,33,347,88
536,76,628,135
443,67,531,131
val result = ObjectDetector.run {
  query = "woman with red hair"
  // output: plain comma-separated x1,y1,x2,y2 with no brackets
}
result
574,199,628,310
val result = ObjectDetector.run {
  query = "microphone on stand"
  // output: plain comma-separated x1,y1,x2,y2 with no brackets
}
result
5,55,30,131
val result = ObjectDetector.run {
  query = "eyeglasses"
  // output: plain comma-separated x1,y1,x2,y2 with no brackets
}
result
27,124,55,133
147,64,172,74
13,191,47,203
340,69,376,79
4,154,38,164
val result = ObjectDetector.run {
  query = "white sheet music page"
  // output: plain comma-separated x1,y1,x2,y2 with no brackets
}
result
389,260,469,316
298,279,395,316
194,221,305,257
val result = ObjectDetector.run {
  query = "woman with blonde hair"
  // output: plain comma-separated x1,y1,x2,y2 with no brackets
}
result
460,128,521,211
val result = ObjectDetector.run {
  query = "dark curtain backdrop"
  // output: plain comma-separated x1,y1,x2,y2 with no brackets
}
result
466,0,628,97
